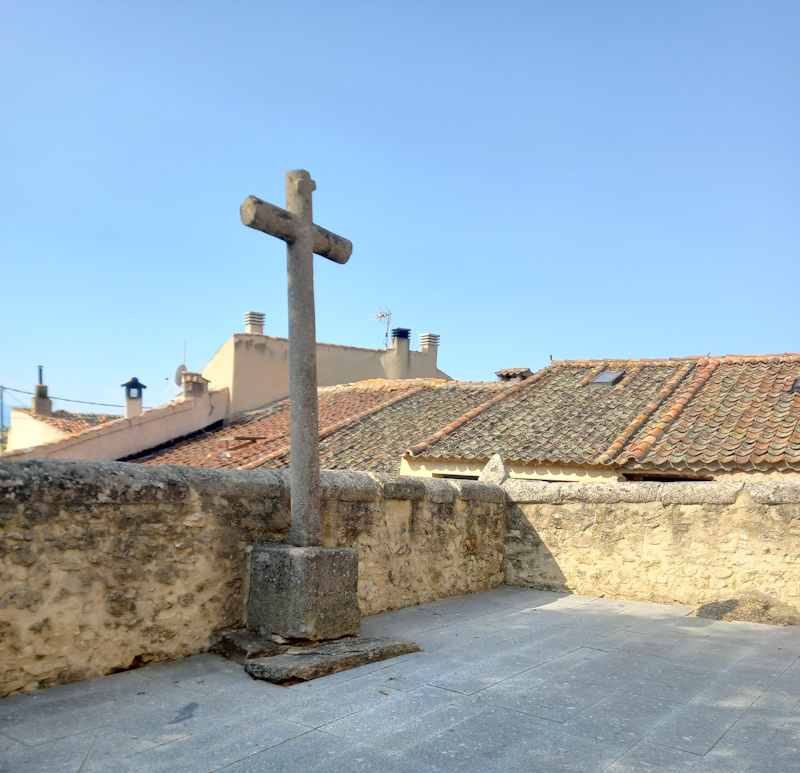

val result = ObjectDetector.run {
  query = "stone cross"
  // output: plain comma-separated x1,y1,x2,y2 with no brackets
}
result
241,171,352,547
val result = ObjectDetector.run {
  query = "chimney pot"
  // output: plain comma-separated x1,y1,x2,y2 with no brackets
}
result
31,382,52,416
244,311,265,335
181,371,210,398
121,377,147,419
419,333,440,349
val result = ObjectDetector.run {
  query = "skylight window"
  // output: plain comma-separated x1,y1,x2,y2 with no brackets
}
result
591,370,624,385
790,377,800,394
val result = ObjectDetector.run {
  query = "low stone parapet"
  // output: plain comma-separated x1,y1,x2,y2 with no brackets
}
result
0,460,506,696
504,479,800,610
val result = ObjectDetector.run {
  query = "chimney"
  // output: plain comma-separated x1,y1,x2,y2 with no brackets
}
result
419,333,440,366
244,311,265,335
391,327,411,356
31,366,52,416
181,371,209,399
121,377,146,419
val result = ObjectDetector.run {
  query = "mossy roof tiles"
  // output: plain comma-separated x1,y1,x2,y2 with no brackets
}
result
136,379,511,472
135,354,800,475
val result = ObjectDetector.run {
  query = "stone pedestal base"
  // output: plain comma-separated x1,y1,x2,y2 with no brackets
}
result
247,543,360,642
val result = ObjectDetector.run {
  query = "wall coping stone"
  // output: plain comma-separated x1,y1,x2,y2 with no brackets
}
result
320,470,382,502
0,459,191,508
658,481,743,505
448,479,506,503
0,461,505,511
376,475,430,502
504,480,564,504
503,478,800,506
746,483,800,505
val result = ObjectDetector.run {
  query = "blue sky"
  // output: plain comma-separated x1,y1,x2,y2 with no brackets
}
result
2,1,798,420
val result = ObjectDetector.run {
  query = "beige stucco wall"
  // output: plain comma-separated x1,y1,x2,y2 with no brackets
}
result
202,333,450,415
6,410,69,453
0,460,505,696
504,479,800,609
708,468,800,481
400,455,617,482
1,390,229,463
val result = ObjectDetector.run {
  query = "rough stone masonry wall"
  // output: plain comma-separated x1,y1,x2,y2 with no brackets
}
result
0,460,505,696
505,480,800,608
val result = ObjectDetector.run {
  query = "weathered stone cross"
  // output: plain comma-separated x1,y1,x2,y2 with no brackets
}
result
241,170,352,547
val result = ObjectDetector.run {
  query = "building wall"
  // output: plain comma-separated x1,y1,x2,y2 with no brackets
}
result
6,411,68,453
1,390,229,462
505,479,800,608
400,455,618,482
202,333,449,415
0,461,505,696
401,455,800,482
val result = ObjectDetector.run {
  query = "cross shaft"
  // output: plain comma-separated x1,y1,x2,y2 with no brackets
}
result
241,170,352,546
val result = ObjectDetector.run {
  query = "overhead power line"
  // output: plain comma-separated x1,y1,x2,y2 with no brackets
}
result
0,386,151,410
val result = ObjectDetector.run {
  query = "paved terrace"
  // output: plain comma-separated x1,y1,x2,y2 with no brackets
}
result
1,587,799,772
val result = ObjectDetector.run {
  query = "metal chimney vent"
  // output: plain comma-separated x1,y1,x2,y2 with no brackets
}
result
244,311,265,335
391,328,411,340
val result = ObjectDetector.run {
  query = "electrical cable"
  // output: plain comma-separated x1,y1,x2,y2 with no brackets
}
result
0,386,151,410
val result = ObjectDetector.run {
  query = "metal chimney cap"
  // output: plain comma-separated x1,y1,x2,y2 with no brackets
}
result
391,328,411,339
121,377,147,390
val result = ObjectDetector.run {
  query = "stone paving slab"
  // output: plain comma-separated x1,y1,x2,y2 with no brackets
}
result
1,586,798,772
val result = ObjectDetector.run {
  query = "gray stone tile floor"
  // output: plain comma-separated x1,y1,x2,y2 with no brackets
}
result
1,586,799,772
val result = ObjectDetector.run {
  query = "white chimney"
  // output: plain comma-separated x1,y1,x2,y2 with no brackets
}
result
419,333,440,367
244,311,265,335
121,377,146,419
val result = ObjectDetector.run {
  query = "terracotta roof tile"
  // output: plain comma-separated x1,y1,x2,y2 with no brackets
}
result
14,408,120,435
629,355,800,472
136,379,511,472
134,353,800,476
411,359,700,467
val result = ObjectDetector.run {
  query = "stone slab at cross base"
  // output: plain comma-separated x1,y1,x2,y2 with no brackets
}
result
217,630,287,664
247,543,360,642
245,636,420,684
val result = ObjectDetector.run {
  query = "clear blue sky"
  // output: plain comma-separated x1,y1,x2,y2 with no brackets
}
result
2,1,798,419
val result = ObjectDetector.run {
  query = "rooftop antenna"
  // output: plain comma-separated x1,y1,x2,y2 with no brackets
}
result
170,341,188,388
372,307,392,348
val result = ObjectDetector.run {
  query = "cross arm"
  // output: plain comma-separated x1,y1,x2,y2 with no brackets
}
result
240,196,352,265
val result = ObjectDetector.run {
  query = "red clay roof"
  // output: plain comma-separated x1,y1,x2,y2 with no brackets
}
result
14,409,120,435
135,379,512,471
133,355,800,476
409,354,800,474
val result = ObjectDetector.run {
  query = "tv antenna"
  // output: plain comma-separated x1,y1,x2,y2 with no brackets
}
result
372,307,392,348
163,340,187,391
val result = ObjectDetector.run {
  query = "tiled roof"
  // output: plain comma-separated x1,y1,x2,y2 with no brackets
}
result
136,379,511,471
627,355,800,472
134,355,800,476
14,409,120,434
409,355,800,474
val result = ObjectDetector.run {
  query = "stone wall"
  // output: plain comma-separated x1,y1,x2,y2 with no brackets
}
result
0,460,505,696
505,480,800,608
